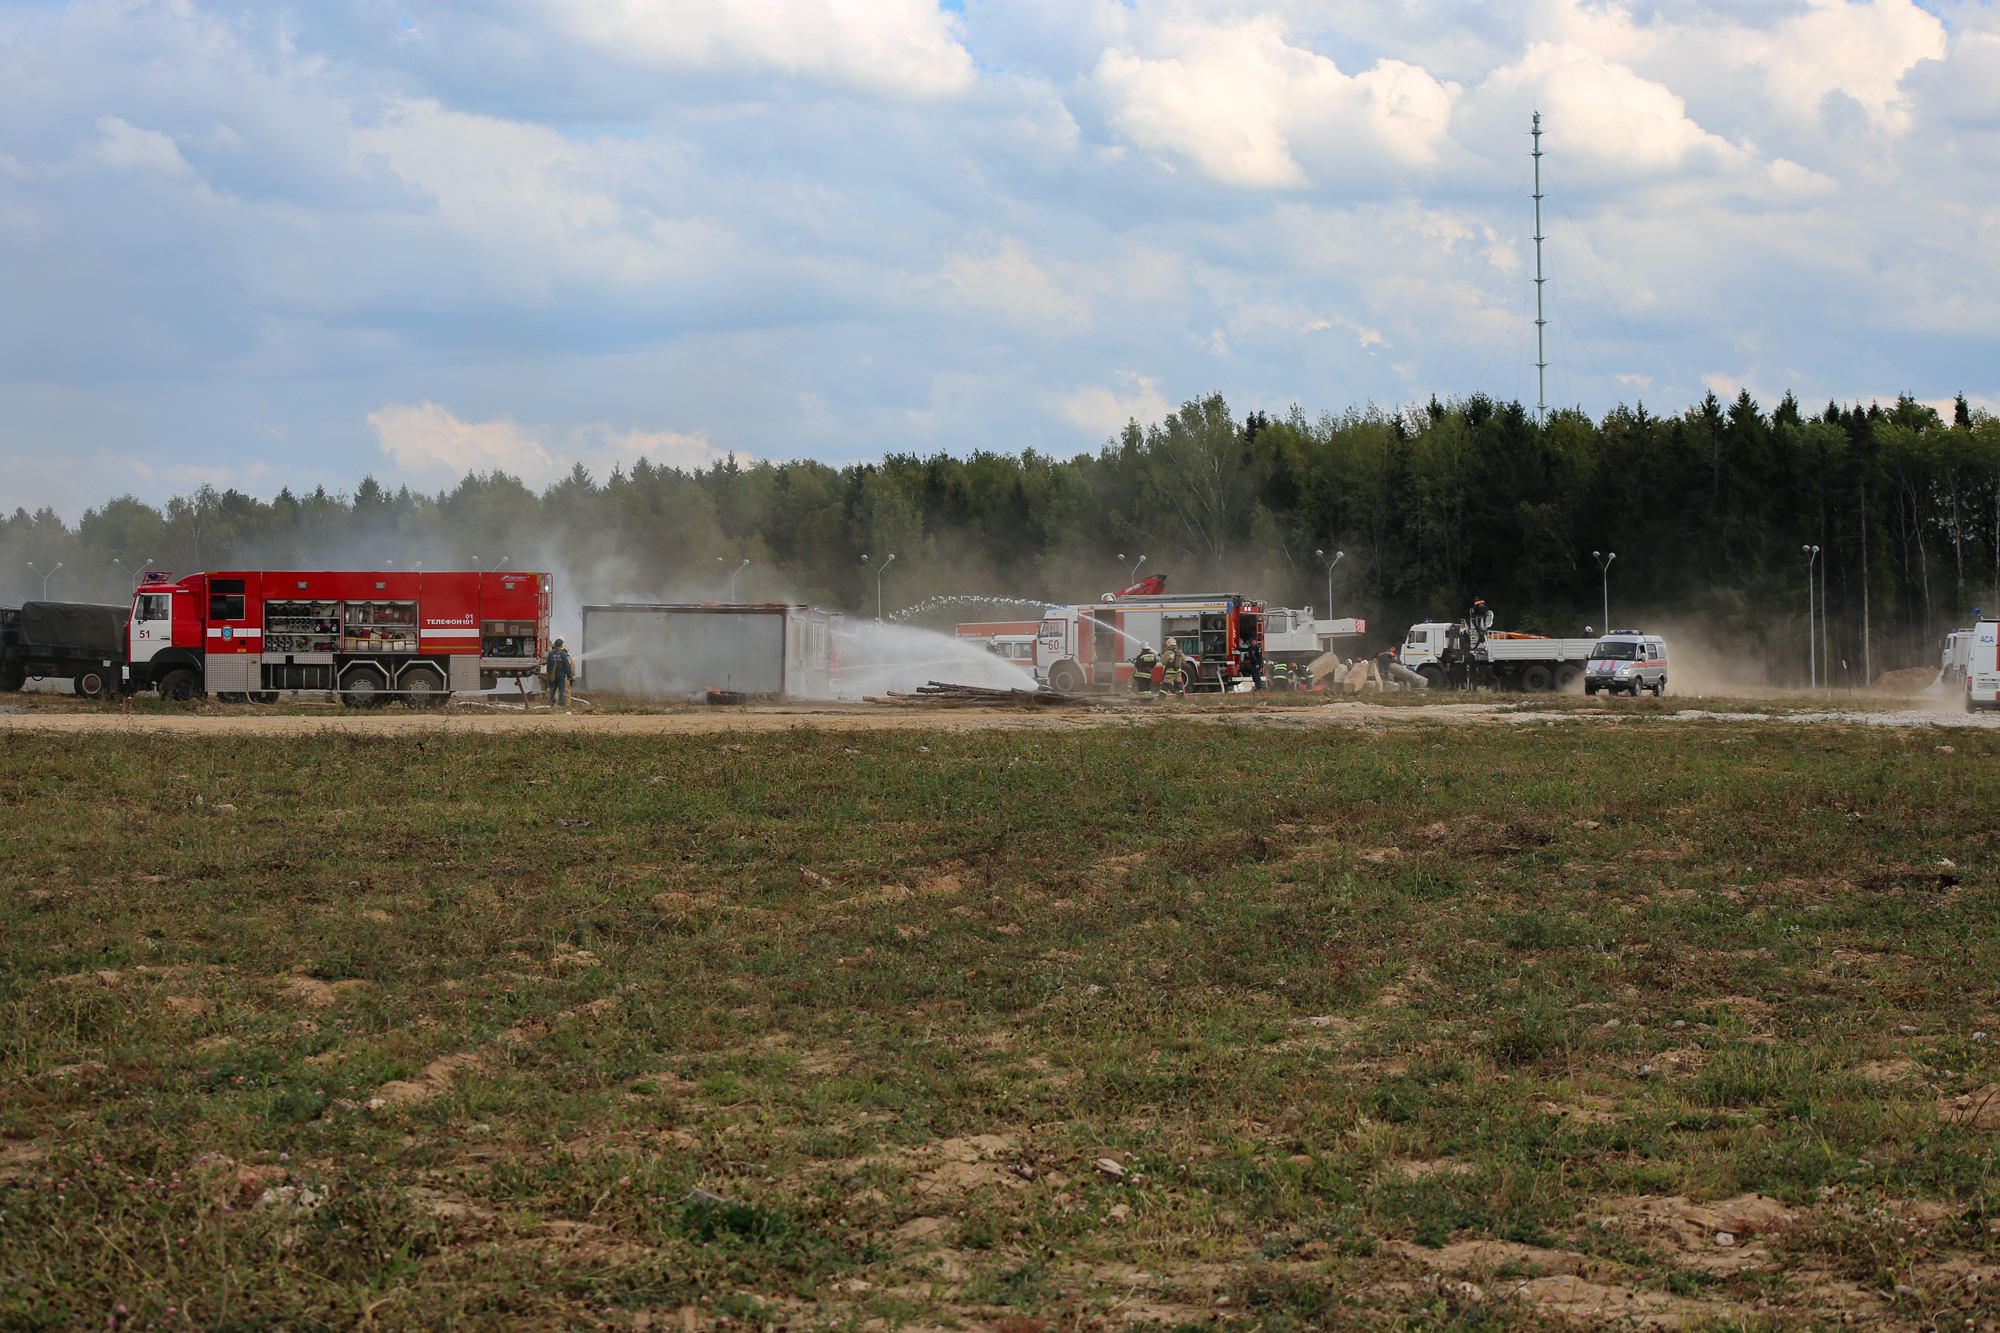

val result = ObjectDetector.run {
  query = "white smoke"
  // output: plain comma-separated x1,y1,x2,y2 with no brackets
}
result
834,621,1039,699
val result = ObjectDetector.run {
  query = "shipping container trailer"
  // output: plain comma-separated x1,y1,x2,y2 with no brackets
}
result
578,603,835,700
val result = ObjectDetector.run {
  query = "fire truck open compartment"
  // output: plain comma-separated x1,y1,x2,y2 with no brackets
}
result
579,603,834,700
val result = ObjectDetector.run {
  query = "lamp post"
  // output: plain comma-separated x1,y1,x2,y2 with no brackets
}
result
1803,545,1820,690
26,562,62,598
1592,551,1616,630
111,557,153,594
861,553,896,621
470,555,509,573
1314,549,1345,621
717,557,749,601
1117,553,1146,585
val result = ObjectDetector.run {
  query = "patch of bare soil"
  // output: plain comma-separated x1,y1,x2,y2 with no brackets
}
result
907,1135,1034,1197
1596,1192,1795,1267
376,1053,488,1107
1385,1240,1713,1329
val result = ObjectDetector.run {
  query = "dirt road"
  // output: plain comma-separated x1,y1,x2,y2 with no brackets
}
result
0,694,1987,735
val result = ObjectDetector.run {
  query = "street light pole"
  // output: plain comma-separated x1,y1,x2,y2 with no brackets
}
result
1117,553,1146,585
862,553,896,620
1592,551,1616,630
26,562,62,599
112,557,153,594
1803,545,1820,689
1314,549,1345,620
717,557,750,601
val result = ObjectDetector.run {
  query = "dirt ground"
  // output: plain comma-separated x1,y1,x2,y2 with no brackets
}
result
0,692,1991,736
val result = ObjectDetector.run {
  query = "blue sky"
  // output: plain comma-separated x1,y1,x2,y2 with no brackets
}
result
1,0,1995,517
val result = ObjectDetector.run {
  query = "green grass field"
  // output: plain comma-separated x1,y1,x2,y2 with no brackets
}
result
1,713,1996,1331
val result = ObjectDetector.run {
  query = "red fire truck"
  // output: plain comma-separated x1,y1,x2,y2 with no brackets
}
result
1034,576,1266,692
114,569,551,704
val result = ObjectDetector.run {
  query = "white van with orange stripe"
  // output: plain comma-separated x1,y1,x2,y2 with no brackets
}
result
1584,631,1668,697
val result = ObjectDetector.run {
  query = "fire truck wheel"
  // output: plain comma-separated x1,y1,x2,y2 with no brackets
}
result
1554,665,1582,692
248,691,281,704
74,667,112,700
1418,665,1446,691
1520,664,1553,692
400,666,447,707
1048,661,1084,693
340,666,389,708
156,669,203,702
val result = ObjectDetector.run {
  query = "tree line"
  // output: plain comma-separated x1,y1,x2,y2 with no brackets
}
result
5,388,1995,683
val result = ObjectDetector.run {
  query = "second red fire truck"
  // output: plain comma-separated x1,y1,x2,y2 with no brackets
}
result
1033,577,1267,692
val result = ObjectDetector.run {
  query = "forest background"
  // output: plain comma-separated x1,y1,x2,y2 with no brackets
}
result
7,387,1997,687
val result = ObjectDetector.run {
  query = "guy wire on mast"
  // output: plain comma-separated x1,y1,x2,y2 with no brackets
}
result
1531,110,1547,425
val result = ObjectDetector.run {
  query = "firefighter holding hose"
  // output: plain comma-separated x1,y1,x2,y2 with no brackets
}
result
1132,642,1160,695
545,637,575,706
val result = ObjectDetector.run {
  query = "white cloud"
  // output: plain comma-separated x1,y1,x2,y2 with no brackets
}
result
1734,0,1944,131
1060,372,1170,439
1092,15,1454,188
89,117,192,175
348,99,715,298
553,0,975,99
368,402,727,488
371,402,558,480
1474,42,1741,171
920,238,1094,328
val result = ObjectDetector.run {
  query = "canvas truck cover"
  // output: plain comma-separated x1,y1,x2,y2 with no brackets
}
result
21,601,132,652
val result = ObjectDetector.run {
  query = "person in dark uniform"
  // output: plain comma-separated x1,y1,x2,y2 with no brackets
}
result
1240,640,1265,692
545,637,575,706
1132,643,1159,694
1271,659,1292,691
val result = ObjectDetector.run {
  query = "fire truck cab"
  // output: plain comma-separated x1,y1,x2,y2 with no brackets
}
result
1036,592,1265,693
127,569,551,704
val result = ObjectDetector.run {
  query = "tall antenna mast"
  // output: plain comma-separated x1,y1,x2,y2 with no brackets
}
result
1531,110,1548,425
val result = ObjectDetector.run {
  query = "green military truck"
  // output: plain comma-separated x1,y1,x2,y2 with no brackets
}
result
0,600,134,699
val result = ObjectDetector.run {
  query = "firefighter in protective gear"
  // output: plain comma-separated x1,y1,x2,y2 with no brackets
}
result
545,637,575,706
1271,660,1292,691
1132,643,1160,694
1160,639,1187,698
1240,640,1265,691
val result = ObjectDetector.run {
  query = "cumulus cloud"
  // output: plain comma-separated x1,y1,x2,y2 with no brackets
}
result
1060,372,1171,439
1092,15,1455,187
1472,42,1742,173
552,0,976,99
89,116,193,175
369,402,727,489
920,238,1095,328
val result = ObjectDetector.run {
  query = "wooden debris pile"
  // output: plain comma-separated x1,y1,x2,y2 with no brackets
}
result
865,680,1087,708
